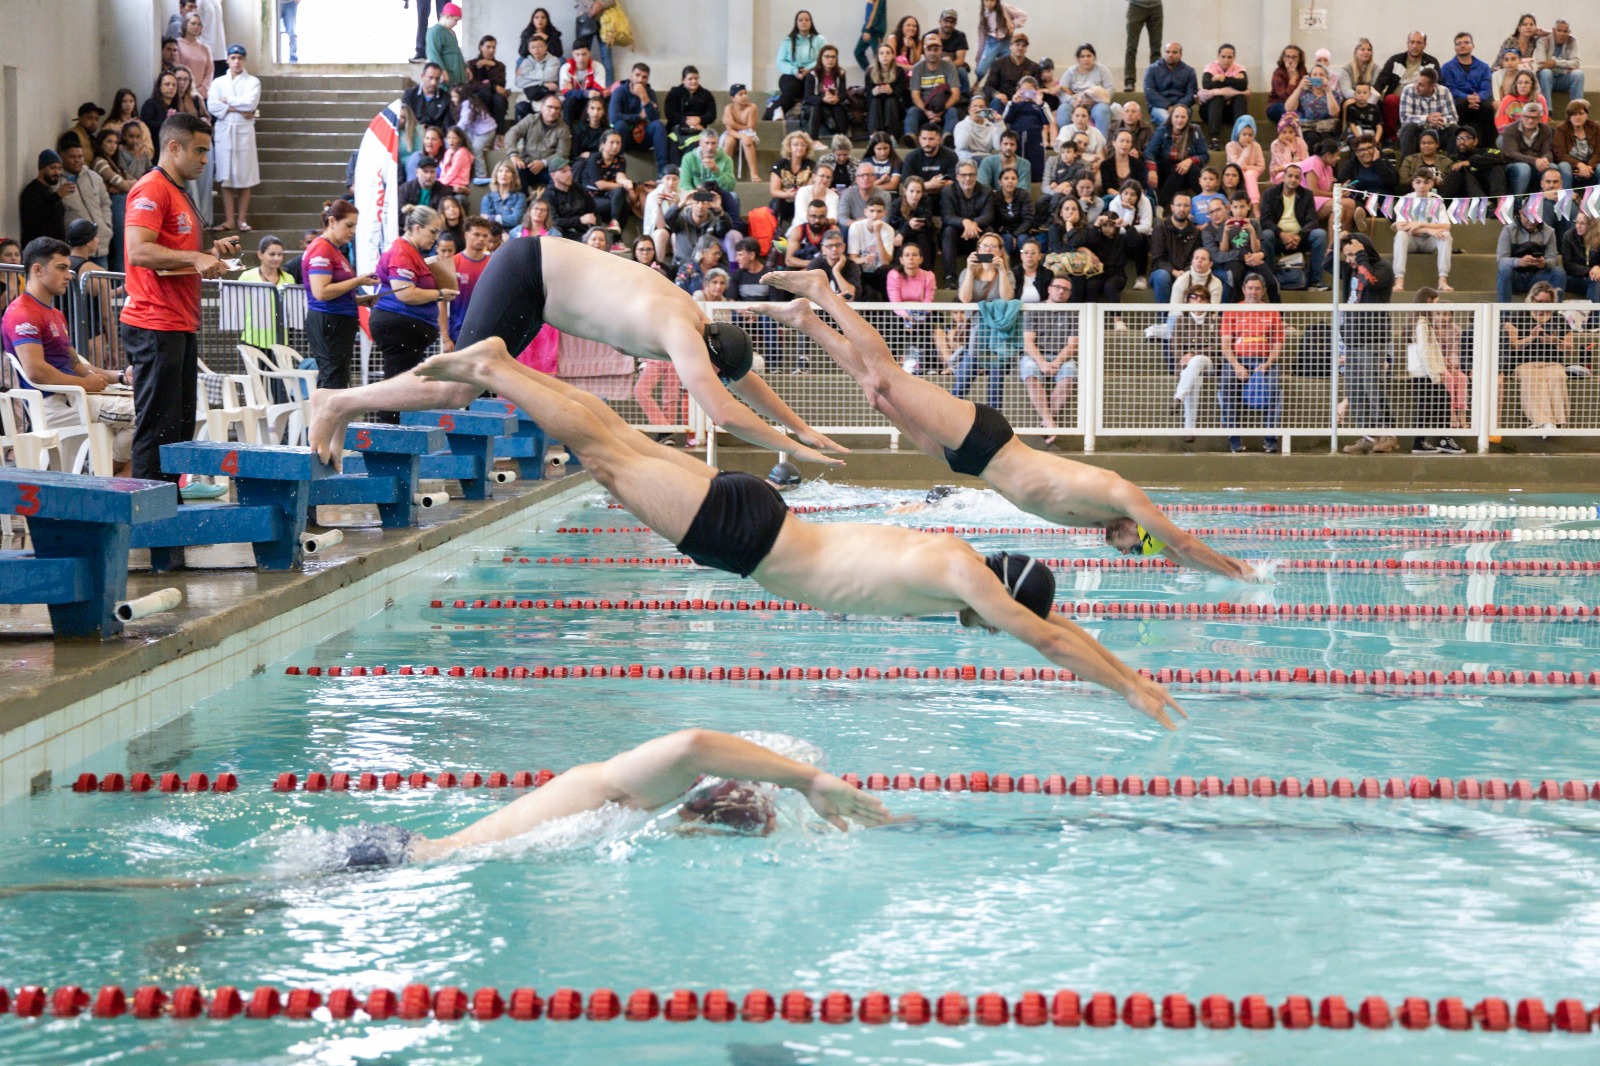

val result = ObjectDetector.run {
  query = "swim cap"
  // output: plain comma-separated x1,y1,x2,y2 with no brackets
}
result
704,322,754,383
984,551,1056,619
1135,524,1166,556
767,460,802,489
925,484,958,504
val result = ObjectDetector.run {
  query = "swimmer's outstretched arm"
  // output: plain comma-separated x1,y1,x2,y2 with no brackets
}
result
728,372,850,457
951,554,1186,730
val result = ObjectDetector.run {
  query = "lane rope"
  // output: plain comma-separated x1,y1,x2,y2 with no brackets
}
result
280,663,1600,689
9,982,1595,1032
555,526,1520,543
68,769,1600,802
427,598,1600,622
492,556,1600,573
601,502,1599,519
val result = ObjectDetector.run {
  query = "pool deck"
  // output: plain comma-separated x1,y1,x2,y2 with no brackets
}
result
0,470,589,804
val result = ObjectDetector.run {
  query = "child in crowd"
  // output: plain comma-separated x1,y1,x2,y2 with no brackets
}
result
720,84,760,178
1225,119,1266,204
1190,166,1226,220
439,126,475,194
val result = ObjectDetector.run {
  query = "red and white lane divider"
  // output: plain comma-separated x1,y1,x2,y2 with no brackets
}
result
69,769,1600,803
607,501,878,515
429,597,1600,622
495,556,1600,574
556,525,1517,543
281,662,1600,689
8,983,1597,1032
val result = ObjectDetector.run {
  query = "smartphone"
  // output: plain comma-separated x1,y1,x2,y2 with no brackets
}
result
1309,76,1324,88
976,253,994,263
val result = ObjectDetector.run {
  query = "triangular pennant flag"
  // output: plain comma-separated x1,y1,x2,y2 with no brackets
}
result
1583,185,1600,218
1365,193,1379,216
1521,194,1544,227
1473,198,1491,224
1555,188,1575,220
1381,195,1397,219
1495,196,1516,225
1447,198,1468,225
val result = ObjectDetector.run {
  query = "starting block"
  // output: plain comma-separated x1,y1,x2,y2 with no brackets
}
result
0,468,178,637
397,409,517,500
310,423,445,528
132,442,332,573
469,398,548,480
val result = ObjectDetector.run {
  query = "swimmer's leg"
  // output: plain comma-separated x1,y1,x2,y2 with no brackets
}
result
417,339,716,541
309,375,482,471
758,272,980,452
0,874,250,897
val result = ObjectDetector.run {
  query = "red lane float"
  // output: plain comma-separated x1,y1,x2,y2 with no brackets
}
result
496,555,1600,574
554,524,1514,543
428,598,1600,623
15,984,1590,1032
282,663,1600,691
70,769,1600,802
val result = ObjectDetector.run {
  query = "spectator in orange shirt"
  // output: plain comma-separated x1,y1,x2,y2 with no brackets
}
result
1216,273,1283,453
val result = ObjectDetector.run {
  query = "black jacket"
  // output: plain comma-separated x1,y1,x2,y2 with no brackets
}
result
517,22,563,58
19,178,66,246
664,85,718,130
900,146,958,186
402,85,453,129
1374,51,1441,97
993,190,1033,235
1341,232,1394,344
1147,217,1202,275
541,181,598,235
398,179,442,212
939,183,995,230
1336,155,1400,196
1258,184,1318,240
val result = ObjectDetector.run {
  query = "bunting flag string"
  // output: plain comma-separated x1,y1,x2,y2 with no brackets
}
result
1353,188,1598,226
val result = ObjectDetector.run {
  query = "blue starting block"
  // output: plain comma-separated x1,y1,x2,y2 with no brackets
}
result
397,410,517,500
0,468,178,637
469,398,548,480
132,442,331,573
311,423,446,528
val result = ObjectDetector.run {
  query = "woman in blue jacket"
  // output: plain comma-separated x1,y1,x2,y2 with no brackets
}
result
767,11,827,121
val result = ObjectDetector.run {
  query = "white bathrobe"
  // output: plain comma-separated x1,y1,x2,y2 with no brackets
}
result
207,70,262,188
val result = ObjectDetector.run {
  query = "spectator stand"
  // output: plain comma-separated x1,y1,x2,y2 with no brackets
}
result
0,468,179,638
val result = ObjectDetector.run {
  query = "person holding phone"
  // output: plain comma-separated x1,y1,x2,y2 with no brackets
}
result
304,199,377,389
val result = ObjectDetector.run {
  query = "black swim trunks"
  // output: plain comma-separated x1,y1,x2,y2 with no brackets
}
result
340,824,413,869
457,236,549,353
676,472,790,577
943,402,1016,477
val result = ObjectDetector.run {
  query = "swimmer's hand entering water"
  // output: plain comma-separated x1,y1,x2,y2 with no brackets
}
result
806,773,894,831
1124,675,1187,731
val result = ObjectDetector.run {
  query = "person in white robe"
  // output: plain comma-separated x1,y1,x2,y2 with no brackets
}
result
207,44,261,231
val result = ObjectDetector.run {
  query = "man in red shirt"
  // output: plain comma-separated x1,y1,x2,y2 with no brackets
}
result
1217,273,1285,454
448,216,493,344
1,237,134,474
119,113,239,484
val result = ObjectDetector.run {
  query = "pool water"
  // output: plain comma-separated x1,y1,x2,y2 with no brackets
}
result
3,485,1600,1065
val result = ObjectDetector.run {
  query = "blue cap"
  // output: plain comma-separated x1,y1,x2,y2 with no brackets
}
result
227,44,247,57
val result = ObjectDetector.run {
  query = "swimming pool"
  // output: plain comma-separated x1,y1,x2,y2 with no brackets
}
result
3,483,1600,1065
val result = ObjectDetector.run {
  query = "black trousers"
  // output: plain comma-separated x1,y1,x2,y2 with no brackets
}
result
770,75,806,119
1200,96,1244,140
306,309,360,390
413,0,446,56
123,325,197,484
1411,377,1450,449
369,310,438,424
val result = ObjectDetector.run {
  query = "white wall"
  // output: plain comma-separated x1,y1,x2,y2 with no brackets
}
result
466,0,733,86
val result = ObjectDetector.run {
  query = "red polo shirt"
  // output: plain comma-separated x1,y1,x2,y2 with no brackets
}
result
121,167,203,333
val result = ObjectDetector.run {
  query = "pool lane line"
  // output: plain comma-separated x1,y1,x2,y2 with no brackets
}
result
13,983,1596,1032
281,662,1600,689
67,769,1600,803
555,526,1529,542
428,597,1600,622
493,556,1600,573
606,502,1600,519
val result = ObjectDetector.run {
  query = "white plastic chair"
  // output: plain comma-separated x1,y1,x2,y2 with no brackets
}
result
237,344,312,445
197,358,265,445
1,389,66,472
268,343,319,403
2,354,113,475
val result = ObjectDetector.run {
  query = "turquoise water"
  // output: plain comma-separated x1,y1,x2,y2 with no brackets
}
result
3,485,1600,1064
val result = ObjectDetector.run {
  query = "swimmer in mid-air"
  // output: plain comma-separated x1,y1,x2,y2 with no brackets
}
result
415,337,1185,728
750,270,1258,581
307,235,848,470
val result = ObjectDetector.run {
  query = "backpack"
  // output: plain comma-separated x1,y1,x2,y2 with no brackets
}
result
744,206,779,257
1274,252,1307,291
600,5,634,47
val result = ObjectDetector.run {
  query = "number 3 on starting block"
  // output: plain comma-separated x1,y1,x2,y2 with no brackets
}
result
15,483,41,516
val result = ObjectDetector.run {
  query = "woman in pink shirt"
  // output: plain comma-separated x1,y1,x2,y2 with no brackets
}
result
1225,117,1266,204
887,242,943,374
177,14,215,100
438,127,475,195
1298,138,1341,227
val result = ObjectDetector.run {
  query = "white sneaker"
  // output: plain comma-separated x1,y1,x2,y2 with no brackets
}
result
1566,364,1590,378
903,356,919,375
1133,276,1148,290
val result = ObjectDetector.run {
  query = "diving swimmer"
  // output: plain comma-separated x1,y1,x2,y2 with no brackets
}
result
750,270,1258,581
414,336,1186,729
307,235,848,470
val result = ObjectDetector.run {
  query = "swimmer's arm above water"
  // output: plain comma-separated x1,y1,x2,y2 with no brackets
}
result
727,372,851,458
1115,483,1257,581
603,729,893,831
667,335,843,466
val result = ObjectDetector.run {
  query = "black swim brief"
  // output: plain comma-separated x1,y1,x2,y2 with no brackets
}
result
340,824,413,869
943,402,1015,477
676,472,790,577
457,236,549,353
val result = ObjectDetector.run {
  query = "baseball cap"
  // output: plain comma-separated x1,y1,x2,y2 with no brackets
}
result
226,44,246,57
78,102,106,118
1013,33,1029,46
37,149,61,168
940,8,958,19
546,153,570,171
729,83,747,97
66,219,99,245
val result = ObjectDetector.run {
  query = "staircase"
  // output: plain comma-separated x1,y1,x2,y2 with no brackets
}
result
245,73,414,244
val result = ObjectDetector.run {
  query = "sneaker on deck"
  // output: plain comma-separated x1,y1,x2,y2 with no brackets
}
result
1412,442,1439,455
179,475,228,500
1371,436,1400,453
1435,437,1465,454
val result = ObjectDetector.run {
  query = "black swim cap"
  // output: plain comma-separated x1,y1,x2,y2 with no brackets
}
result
704,321,754,382
925,484,957,504
985,552,1055,619
767,460,802,488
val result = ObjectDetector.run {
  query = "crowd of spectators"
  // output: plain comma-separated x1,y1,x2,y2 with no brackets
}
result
5,4,1599,454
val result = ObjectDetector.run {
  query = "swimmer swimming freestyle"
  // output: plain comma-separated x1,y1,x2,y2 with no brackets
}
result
306,236,849,471
749,270,1259,581
415,336,1185,728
